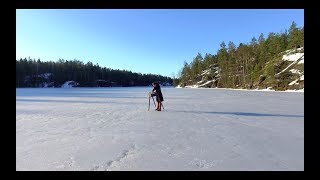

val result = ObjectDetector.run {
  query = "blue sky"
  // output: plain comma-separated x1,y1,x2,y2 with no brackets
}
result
16,9,304,77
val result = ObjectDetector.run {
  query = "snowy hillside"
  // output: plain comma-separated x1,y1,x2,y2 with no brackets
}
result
277,48,304,90
182,47,304,91
16,87,304,170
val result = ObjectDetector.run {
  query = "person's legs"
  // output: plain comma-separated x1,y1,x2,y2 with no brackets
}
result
157,102,161,111
155,95,160,110
155,101,159,110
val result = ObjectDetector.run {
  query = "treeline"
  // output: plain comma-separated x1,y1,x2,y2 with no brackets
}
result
178,21,304,90
16,58,172,87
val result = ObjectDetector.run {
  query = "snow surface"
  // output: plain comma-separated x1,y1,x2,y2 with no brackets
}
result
282,53,304,62
16,87,304,171
300,75,304,81
298,57,304,64
39,73,53,79
198,80,216,87
200,69,211,76
185,85,199,88
289,75,304,87
280,51,304,76
285,88,304,92
61,81,79,88
289,69,302,75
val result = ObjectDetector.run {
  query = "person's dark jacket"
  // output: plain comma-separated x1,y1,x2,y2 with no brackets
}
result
152,83,164,102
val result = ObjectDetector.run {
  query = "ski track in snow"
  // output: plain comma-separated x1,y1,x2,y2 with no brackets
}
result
91,145,138,171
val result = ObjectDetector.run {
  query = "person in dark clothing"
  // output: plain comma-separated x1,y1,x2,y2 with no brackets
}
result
151,82,164,111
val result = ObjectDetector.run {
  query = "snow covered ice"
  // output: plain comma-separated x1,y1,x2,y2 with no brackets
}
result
16,87,304,171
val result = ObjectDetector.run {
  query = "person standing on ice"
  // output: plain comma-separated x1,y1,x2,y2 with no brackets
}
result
151,82,164,111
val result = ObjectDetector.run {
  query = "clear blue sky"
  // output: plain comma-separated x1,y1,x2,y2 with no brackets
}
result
16,9,304,78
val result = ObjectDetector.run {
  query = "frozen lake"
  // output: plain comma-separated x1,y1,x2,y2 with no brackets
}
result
16,87,304,171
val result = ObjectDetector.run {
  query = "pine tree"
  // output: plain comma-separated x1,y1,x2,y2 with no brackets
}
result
216,41,229,87
190,53,203,83
180,60,191,86
228,41,237,87
288,21,302,49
